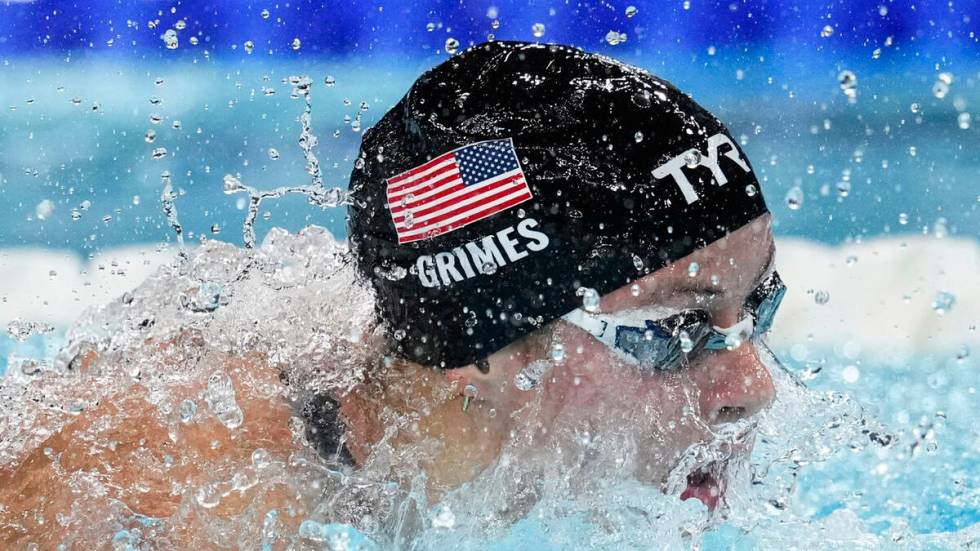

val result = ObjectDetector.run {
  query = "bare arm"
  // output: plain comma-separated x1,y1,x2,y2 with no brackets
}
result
0,351,312,548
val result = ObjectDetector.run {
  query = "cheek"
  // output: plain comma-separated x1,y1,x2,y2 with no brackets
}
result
547,330,706,438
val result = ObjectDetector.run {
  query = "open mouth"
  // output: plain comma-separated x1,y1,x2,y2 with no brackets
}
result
679,460,726,511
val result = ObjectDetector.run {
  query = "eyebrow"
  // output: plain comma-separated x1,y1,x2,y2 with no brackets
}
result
671,240,776,297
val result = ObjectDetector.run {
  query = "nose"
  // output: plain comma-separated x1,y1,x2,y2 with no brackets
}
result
691,342,776,425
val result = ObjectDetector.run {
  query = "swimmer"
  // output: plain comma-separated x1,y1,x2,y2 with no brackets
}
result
0,41,781,546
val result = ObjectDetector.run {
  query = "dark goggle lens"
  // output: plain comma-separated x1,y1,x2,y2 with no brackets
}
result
609,272,786,371
614,310,710,371
746,270,786,335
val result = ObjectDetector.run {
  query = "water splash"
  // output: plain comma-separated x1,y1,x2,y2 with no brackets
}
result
221,75,351,248
160,170,184,247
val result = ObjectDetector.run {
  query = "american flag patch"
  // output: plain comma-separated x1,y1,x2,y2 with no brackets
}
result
385,138,533,244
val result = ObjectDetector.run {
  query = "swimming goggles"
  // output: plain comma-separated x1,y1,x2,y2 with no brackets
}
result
561,271,786,372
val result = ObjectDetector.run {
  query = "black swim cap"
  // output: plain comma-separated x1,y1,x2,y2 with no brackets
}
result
348,41,768,369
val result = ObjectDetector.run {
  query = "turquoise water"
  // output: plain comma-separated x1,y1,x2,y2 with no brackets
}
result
1,52,977,253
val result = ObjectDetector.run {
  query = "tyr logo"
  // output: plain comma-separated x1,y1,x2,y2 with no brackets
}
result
652,133,752,204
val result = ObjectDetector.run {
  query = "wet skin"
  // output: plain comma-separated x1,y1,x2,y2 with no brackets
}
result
344,213,778,506
0,214,776,545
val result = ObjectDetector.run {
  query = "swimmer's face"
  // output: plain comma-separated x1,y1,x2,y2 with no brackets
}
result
469,214,777,509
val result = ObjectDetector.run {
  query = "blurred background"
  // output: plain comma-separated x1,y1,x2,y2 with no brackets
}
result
0,0,977,539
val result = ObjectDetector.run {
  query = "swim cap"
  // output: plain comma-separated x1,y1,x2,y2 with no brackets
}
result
348,40,768,369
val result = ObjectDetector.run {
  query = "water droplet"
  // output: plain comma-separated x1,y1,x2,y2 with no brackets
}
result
634,131,643,143
551,342,566,362
841,365,861,383
174,20,187,31
514,360,551,391
188,36,199,46
480,261,498,275
151,147,168,160
845,255,858,266
837,180,851,197
161,29,178,49
149,113,163,124
632,254,644,271
898,212,909,225
683,149,702,168
210,224,221,234
34,199,53,220
393,329,406,341
682,0,691,9
251,447,271,467
196,483,222,508
204,371,243,429
679,331,694,353
6,319,54,342
625,5,638,17
957,112,971,130
291,38,302,50
931,291,955,315
532,23,546,38
724,332,743,350
630,283,641,297
491,19,500,30
932,80,949,99
955,345,970,363
908,145,917,157
872,48,882,59
785,186,804,210
820,25,834,38
244,40,255,54
578,287,600,312
324,75,336,87
838,70,858,100
260,8,270,20
910,103,920,114
374,264,408,281
426,22,437,32
605,30,627,45
745,184,757,197
687,262,700,277
814,290,830,305
267,148,280,161
179,399,198,423
223,174,244,194
444,37,459,54
432,505,456,529
933,217,948,238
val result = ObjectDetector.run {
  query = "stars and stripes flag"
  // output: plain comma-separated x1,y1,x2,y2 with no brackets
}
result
385,138,533,244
